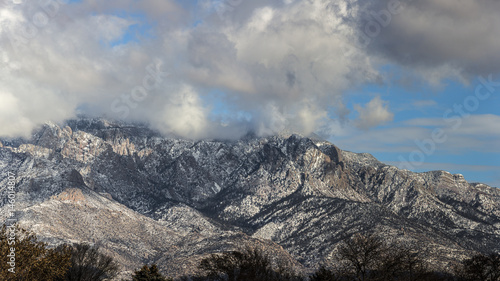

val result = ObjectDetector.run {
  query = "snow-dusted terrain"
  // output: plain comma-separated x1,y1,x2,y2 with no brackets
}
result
1,118,499,278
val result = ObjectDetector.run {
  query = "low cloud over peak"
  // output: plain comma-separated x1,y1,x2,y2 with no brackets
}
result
0,0,499,140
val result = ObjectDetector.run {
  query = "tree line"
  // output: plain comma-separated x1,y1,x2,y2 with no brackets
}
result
1,224,499,281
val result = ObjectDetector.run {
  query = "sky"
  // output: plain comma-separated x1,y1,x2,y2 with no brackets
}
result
0,0,499,187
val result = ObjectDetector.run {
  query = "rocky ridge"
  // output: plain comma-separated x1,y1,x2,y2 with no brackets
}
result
0,118,499,278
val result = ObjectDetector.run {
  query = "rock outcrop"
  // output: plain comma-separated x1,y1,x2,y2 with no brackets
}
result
0,118,498,278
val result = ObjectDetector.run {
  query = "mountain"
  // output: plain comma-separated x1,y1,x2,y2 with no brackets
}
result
1,118,499,278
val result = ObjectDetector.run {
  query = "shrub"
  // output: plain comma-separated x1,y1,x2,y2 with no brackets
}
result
0,224,70,281
130,264,172,281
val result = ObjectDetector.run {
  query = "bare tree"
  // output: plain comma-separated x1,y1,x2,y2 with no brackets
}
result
335,232,429,281
455,253,500,281
336,233,386,281
198,247,301,281
58,243,119,281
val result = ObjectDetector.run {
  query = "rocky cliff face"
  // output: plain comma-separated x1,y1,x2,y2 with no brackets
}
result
0,118,499,278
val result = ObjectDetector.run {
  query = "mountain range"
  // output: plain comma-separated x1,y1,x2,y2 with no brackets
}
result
0,118,499,279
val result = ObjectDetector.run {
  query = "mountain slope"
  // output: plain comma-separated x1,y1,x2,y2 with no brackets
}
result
0,118,499,277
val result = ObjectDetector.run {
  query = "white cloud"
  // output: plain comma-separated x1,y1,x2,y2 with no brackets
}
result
354,96,394,130
388,162,500,173
332,126,429,153
412,100,437,108
0,0,500,141
332,114,500,155
404,114,500,137
89,15,133,43
293,103,328,136
153,85,209,139
254,103,288,137
0,91,32,137
387,161,500,187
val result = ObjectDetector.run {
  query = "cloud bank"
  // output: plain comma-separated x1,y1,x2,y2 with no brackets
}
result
0,0,499,139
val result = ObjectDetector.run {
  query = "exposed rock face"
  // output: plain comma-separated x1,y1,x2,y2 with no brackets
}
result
0,118,499,278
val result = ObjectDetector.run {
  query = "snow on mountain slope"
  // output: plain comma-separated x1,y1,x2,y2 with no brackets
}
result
1,118,499,277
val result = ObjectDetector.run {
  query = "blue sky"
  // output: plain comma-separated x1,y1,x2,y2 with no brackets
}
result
0,0,499,186
332,75,500,186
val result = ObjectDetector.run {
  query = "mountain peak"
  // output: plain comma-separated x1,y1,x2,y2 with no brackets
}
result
1,117,499,278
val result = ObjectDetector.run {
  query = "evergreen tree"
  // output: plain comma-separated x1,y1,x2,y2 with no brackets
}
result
131,264,171,281
309,266,340,281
